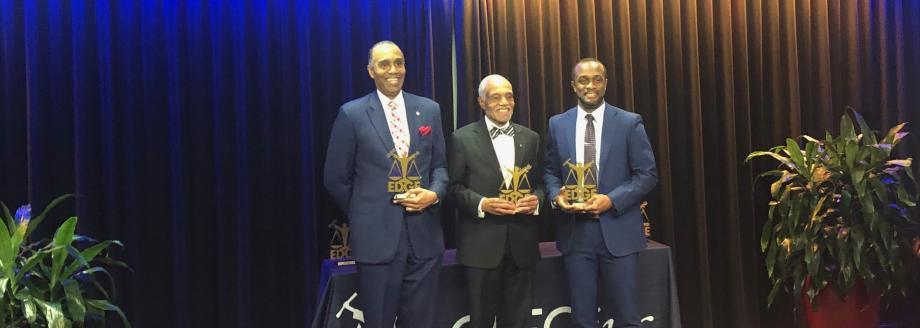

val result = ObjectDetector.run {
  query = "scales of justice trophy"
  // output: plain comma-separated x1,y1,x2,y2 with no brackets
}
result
387,150,422,199
562,159,597,203
499,164,533,203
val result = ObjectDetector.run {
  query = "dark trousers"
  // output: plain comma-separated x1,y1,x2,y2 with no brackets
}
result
465,250,535,328
564,220,640,328
356,223,442,328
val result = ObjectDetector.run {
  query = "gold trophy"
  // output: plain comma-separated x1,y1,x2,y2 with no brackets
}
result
562,159,597,203
328,220,352,261
499,165,532,203
388,150,422,198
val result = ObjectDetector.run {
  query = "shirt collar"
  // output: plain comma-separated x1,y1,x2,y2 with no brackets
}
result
376,90,405,109
577,102,606,120
484,116,511,130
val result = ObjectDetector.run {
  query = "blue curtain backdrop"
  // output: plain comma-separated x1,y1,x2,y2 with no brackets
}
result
0,0,454,326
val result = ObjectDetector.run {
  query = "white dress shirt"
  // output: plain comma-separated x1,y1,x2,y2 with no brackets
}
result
476,118,538,218
377,90,410,151
485,118,516,188
575,103,605,181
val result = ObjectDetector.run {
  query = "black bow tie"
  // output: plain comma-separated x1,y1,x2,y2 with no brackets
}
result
489,125,515,139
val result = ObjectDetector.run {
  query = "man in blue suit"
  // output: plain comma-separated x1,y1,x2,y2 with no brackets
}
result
543,58,658,328
324,41,447,328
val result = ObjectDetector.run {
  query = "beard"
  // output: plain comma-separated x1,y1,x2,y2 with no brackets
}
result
578,96,604,111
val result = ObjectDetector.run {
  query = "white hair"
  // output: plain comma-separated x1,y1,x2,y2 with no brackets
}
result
478,74,510,99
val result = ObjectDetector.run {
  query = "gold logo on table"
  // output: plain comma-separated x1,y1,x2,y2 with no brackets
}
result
499,165,532,203
563,159,597,203
388,150,422,193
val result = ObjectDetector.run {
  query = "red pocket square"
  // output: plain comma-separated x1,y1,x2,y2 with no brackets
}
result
419,125,432,136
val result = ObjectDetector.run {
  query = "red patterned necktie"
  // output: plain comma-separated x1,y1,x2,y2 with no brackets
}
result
387,100,409,156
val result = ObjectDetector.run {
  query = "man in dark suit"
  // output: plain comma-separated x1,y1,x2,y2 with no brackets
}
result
448,74,544,328
543,58,658,328
324,41,447,328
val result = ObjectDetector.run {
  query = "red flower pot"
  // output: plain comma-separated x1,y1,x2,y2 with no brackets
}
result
802,279,880,328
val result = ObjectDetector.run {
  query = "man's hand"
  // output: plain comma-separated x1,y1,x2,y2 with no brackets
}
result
395,188,439,212
582,194,613,215
555,188,582,213
482,198,517,216
514,195,539,215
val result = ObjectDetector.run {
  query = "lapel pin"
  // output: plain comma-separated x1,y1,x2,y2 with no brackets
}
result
415,111,420,116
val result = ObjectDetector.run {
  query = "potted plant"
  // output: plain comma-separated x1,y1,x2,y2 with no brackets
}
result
745,110,920,328
0,194,131,327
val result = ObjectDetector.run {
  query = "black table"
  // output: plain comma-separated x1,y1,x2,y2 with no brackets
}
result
313,240,681,327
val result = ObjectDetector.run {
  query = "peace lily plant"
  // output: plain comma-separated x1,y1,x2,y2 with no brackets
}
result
0,195,130,327
746,110,919,308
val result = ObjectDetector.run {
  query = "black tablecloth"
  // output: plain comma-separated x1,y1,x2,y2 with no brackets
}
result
313,240,681,328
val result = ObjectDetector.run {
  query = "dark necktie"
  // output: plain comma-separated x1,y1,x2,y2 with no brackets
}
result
489,125,515,139
585,114,597,177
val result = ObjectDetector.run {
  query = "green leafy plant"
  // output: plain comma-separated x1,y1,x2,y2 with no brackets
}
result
0,194,131,327
746,110,920,308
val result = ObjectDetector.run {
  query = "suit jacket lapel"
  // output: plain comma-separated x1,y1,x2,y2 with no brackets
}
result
366,93,396,153
598,103,618,176
474,120,504,180
564,108,577,163
512,123,525,168
405,93,421,155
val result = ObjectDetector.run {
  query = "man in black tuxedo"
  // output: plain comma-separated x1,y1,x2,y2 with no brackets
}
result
448,74,544,328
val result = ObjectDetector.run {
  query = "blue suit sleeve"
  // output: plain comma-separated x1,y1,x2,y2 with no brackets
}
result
607,116,658,212
323,107,356,213
427,104,449,202
543,119,563,202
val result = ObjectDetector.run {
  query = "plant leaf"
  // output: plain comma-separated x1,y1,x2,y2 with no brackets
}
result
15,250,49,284
882,123,906,145
809,195,828,223
845,141,859,169
850,109,878,146
897,184,917,207
784,139,807,176
82,266,119,301
745,150,792,166
0,216,13,282
761,223,772,252
23,297,37,323
771,171,796,198
767,282,782,307
886,159,912,167
87,299,132,328
0,202,15,239
26,194,73,239
63,245,91,278
62,278,86,324
51,217,78,288
33,298,69,328
766,238,778,277
802,134,822,144
10,219,28,260
64,240,120,277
